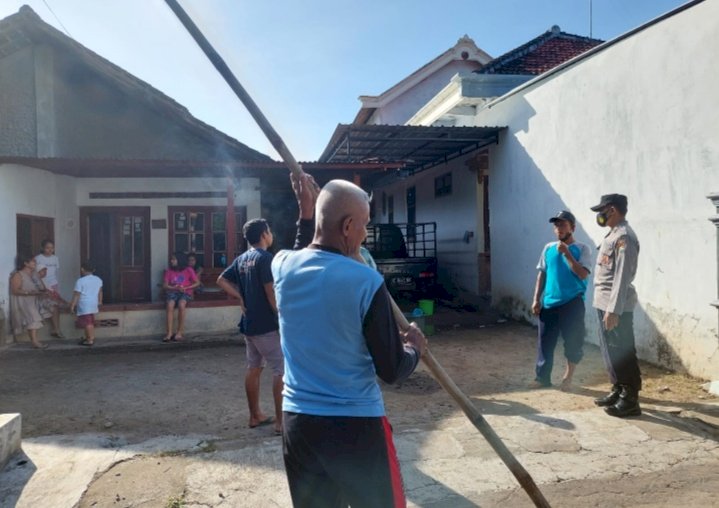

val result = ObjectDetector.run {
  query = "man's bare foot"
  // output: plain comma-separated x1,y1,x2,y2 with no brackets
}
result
559,377,574,392
561,363,577,392
274,424,282,436
248,416,273,428
528,380,552,389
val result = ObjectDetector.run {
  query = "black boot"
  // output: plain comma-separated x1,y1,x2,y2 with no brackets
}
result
594,384,621,407
605,385,641,417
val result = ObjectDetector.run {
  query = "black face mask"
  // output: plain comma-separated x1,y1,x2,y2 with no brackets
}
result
596,209,613,227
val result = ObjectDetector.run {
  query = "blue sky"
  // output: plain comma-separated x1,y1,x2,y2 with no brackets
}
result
1,0,688,160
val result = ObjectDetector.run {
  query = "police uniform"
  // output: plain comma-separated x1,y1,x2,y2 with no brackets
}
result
592,193,642,417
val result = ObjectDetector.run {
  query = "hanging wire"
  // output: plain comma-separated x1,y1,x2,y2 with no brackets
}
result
41,0,72,37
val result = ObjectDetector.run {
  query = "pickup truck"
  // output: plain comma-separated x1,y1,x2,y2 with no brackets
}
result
364,222,437,298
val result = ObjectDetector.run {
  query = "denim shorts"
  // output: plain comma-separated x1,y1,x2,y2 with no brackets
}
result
166,292,192,303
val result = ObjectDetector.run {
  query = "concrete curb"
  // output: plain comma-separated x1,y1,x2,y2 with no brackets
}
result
0,331,245,356
0,414,21,472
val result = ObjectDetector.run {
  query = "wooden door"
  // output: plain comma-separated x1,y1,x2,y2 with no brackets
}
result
87,212,114,300
81,207,150,303
117,212,150,302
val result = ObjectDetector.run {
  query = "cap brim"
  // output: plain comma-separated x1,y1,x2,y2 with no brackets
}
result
590,203,605,212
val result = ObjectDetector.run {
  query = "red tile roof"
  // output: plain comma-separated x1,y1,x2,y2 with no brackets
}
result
477,26,603,75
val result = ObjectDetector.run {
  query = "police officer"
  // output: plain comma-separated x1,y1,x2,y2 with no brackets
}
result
591,194,642,417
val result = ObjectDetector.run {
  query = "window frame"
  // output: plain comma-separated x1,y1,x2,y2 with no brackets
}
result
168,206,247,272
434,172,453,198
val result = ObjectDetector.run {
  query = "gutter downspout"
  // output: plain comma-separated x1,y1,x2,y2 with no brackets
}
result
706,192,719,395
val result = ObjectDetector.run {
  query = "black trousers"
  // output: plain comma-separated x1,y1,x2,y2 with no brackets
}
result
282,412,406,508
597,310,642,391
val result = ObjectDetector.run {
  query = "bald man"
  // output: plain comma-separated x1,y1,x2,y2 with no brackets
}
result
273,174,427,508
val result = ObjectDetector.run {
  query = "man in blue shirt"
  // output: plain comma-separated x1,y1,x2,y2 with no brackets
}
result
274,173,427,508
217,218,282,435
531,211,592,391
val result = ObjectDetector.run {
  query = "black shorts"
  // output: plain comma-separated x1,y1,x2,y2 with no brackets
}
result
282,412,406,508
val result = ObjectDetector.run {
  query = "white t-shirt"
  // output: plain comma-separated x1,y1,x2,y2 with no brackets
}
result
35,253,59,288
74,274,103,316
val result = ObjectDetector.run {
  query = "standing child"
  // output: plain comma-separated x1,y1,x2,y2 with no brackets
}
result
33,258,69,339
162,252,199,342
34,239,65,338
70,261,103,347
187,253,204,293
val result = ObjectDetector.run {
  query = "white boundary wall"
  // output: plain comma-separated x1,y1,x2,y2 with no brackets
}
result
474,1,718,379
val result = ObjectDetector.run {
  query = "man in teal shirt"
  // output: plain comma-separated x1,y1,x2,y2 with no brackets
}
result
531,211,592,390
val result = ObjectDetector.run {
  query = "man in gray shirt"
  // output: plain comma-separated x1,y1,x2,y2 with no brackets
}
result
591,194,642,417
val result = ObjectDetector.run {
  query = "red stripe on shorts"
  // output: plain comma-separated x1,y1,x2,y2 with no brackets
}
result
381,416,407,508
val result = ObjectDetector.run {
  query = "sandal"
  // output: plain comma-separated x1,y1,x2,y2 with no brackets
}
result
171,334,184,342
162,334,174,343
78,339,94,347
51,331,65,339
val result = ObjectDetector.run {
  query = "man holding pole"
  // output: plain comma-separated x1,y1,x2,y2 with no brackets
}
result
274,173,427,508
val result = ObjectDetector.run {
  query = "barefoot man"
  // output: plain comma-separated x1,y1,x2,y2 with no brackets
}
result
217,218,283,435
531,210,592,390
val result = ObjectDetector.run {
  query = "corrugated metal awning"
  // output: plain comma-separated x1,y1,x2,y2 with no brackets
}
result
319,124,504,173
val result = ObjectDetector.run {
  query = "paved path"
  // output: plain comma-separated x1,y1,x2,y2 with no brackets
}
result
2,406,718,507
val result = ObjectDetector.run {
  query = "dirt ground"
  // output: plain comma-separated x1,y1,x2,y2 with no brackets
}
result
1,307,717,507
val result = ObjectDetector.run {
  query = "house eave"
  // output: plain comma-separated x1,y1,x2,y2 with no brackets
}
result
354,36,492,123
0,157,405,179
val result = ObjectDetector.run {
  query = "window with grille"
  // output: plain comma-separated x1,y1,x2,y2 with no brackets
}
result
169,206,247,270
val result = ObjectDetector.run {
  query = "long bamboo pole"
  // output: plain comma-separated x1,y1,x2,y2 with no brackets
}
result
164,0,303,176
163,2,550,506
388,300,550,507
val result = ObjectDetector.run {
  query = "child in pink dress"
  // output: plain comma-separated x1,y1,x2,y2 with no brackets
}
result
162,252,199,342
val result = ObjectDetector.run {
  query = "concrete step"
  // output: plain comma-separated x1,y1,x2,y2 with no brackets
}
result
0,414,21,471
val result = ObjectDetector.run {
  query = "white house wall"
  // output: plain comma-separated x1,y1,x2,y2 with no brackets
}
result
369,62,483,126
372,155,482,302
1,166,261,313
0,164,77,332
474,1,719,378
